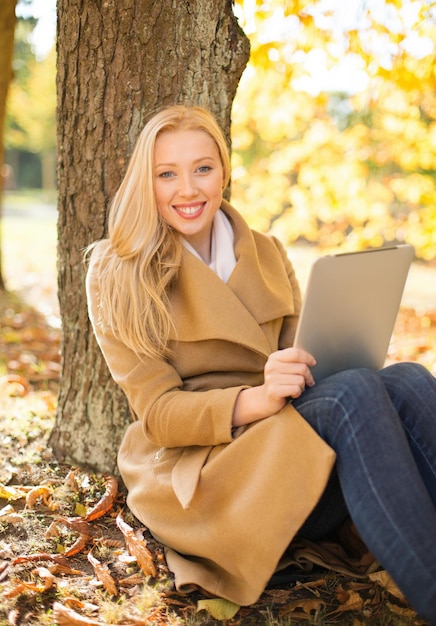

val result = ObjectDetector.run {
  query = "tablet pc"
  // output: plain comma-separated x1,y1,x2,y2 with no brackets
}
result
293,244,414,382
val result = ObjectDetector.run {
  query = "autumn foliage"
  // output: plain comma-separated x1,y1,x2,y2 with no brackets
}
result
5,1,436,260
232,0,436,260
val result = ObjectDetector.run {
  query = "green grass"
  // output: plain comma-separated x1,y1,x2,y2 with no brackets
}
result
1,189,58,312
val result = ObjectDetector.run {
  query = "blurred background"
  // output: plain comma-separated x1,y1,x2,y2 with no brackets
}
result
2,0,436,320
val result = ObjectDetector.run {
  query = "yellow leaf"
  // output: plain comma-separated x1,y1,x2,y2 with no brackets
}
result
197,598,240,621
74,502,87,517
369,570,405,600
0,484,26,501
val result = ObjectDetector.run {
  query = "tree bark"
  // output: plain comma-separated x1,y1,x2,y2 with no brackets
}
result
0,0,17,291
50,0,250,472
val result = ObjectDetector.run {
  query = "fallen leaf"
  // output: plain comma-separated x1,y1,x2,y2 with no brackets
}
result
0,374,30,397
329,590,364,614
4,567,55,598
369,570,405,600
53,601,104,625
0,561,10,583
56,516,96,537
386,600,417,618
116,512,156,577
280,597,326,616
74,502,88,517
335,583,350,603
87,552,118,596
197,598,240,620
0,484,27,500
12,553,69,566
83,475,118,522
0,504,24,524
31,566,56,591
63,597,99,612
25,485,54,509
48,563,86,576
62,533,91,558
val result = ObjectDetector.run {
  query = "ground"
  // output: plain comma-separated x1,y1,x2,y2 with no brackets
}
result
1,285,436,626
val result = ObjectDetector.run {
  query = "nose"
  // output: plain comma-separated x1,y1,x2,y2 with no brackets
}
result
179,174,198,198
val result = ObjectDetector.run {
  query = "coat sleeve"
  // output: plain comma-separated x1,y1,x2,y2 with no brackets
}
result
86,248,242,449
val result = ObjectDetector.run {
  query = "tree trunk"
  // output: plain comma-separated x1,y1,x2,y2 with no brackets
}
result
50,0,250,472
0,0,17,291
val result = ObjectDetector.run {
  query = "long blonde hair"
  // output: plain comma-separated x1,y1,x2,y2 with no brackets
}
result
90,105,231,359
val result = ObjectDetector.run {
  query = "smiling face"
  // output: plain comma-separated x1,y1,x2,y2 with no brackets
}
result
153,129,225,262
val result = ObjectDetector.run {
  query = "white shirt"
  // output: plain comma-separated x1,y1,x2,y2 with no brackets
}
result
182,209,237,283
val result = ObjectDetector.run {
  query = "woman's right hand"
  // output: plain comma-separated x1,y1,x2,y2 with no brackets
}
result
232,347,316,427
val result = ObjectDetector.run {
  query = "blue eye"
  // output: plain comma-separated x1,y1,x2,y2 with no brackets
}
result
158,171,174,179
197,165,212,173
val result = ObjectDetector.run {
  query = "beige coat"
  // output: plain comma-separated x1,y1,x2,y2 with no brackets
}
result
86,202,336,606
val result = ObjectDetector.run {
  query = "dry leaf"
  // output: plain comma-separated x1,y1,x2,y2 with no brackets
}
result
116,513,156,577
197,598,240,620
385,600,418,618
31,566,56,591
4,567,55,598
369,570,405,600
329,590,364,614
87,552,118,596
62,533,91,558
4,581,28,599
0,374,30,397
63,597,99,612
281,597,326,616
0,484,27,501
83,475,118,521
0,504,24,524
52,601,149,626
48,563,86,576
45,520,61,539
12,552,69,566
56,516,96,537
74,502,88,517
335,583,350,603
25,485,54,509
53,601,104,626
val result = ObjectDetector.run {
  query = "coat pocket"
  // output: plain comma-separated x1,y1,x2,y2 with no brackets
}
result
171,445,214,510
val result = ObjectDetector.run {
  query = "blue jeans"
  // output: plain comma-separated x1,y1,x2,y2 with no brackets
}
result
292,362,436,624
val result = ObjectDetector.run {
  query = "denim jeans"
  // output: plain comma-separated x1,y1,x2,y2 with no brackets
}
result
292,362,436,624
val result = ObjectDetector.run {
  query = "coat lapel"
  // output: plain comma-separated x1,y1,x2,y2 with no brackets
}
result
168,203,296,357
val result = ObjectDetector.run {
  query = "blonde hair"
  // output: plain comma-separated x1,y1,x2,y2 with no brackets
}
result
90,104,231,359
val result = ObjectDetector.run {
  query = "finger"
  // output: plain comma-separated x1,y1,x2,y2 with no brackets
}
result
276,373,311,396
287,381,307,399
278,347,317,366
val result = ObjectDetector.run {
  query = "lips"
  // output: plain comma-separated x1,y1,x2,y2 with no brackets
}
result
173,202,205,218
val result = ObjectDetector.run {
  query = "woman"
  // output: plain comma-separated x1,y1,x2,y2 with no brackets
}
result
86,104,436,622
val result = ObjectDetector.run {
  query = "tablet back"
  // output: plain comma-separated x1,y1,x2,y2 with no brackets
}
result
293,244,414,382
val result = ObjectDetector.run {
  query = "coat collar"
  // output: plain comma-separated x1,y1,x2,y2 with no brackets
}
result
168,202,296,356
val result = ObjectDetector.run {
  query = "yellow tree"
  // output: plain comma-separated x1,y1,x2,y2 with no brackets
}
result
6,46,56,189
0,0,17,289
232,0,436,260
349,2,436,260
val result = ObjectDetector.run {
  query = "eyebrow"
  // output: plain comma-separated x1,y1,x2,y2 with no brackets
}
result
154,156,217,168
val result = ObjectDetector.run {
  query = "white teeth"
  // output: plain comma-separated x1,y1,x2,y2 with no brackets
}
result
177,206,201,215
